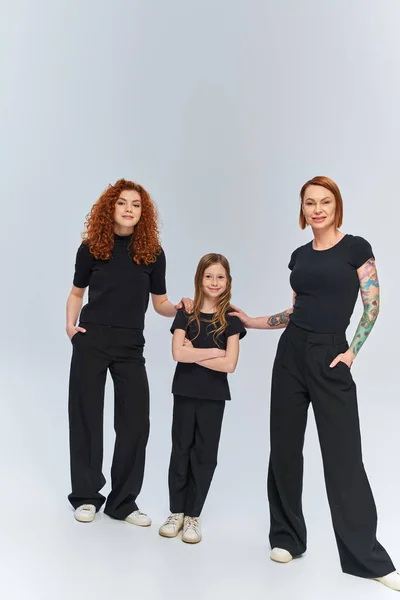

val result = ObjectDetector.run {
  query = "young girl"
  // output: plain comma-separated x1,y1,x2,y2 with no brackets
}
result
66,178,192,525
158,253,246,543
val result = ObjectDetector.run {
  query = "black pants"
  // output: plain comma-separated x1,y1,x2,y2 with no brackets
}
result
268,322,394,578
68,323,150,520
168,395,225,517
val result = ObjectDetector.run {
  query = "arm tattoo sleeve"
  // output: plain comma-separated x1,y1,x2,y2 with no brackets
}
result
267,309,291,328
349,259,380,356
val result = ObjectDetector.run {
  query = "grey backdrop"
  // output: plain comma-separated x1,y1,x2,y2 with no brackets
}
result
1,1,399,599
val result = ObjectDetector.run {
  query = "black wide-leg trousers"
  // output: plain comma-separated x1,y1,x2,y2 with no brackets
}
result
168,395,225,517
68,323,149,520
268,322,394,578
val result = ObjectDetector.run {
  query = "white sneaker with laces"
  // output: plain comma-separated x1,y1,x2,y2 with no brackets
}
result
375,571,400,591
159,513,184,538
270,547,293,563
74,504,96,523
124,510,152,527
182,516,202,544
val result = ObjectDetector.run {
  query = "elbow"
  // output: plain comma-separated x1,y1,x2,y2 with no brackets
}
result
226,362,237,374
172,348,183,362
153,303,162,315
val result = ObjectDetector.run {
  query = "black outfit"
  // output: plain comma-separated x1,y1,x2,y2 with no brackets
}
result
268,234,395,578
68,234,166,519
168,310,246,516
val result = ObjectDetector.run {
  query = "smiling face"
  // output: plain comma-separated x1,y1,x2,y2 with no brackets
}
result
113,189,142,233
201,262,228,302
302,185,337,231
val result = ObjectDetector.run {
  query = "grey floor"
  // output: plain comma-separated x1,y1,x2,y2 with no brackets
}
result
1,359,398,600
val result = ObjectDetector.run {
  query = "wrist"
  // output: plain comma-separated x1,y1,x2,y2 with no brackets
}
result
246,317,255,329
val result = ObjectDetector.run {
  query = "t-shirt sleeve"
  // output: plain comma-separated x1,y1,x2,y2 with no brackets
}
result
226,315,247,340
170,309,188,334
73,243,93,288
150,248,167,295
288,248,298,271
349,236,375,269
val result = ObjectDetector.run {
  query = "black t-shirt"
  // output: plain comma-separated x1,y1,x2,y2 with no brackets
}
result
289,234,374,334
171,309,247,401
73,234,166,334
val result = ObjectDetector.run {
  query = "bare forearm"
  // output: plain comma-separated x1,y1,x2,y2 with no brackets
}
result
196,357,236,373
155,299,177,318
248,308,293,330
173,347,221,363
66,294,83,328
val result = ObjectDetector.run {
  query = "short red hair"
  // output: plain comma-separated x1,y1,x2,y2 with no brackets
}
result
299,176,343,229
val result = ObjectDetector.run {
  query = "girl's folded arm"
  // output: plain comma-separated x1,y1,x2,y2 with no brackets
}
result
172,329,224,363
195,334,240,373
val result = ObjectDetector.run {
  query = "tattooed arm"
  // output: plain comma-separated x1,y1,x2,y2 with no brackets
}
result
329,259,379,368
228,293,296,330
350,259,380,355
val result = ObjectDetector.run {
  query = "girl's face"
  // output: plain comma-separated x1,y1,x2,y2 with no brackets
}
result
202,263,227,301
302,185,336,230
114,190,142,232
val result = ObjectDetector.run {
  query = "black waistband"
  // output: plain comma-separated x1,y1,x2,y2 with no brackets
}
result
286,322,346,345
79,321,145,344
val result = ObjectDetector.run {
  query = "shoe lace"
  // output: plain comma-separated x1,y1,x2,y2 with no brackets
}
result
184,517,199,531
136,511,147,517
80,504,95,512
166,513,182,525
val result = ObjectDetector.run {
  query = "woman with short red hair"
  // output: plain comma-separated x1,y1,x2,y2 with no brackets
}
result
65,179,191,527
230,176,399,590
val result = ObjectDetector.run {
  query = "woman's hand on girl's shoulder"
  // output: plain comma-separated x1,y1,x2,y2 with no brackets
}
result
228,304,252,327
175,297,194,313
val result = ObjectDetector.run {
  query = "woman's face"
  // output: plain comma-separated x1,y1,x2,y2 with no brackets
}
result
202,263,228,301
302,185,336,230
114,189,142,231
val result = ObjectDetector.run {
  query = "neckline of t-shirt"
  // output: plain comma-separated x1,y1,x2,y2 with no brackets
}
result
114,233,132,242
310,233,348,253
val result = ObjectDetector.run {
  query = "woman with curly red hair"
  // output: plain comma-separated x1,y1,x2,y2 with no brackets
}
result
66,178,191,526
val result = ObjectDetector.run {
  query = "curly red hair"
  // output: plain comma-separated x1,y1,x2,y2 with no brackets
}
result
82,179,161,265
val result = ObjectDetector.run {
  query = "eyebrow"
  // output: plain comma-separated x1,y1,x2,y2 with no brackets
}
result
204,272,225,275
118,196,141,203
305,196,332,201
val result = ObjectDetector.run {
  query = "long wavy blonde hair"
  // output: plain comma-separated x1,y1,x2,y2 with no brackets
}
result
187,253,232,347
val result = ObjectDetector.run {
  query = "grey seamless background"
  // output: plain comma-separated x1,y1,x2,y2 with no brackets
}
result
1,1,400,599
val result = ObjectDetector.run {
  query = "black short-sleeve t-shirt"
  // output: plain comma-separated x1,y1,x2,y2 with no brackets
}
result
73,234,166,332
289,234,374,334
171,309,247,401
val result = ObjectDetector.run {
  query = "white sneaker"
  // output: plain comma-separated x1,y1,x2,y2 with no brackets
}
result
74,504,96,523
159,513,184,538
270,547,293,563
124,510,152,527
182,516,202,544
375,571,400,591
